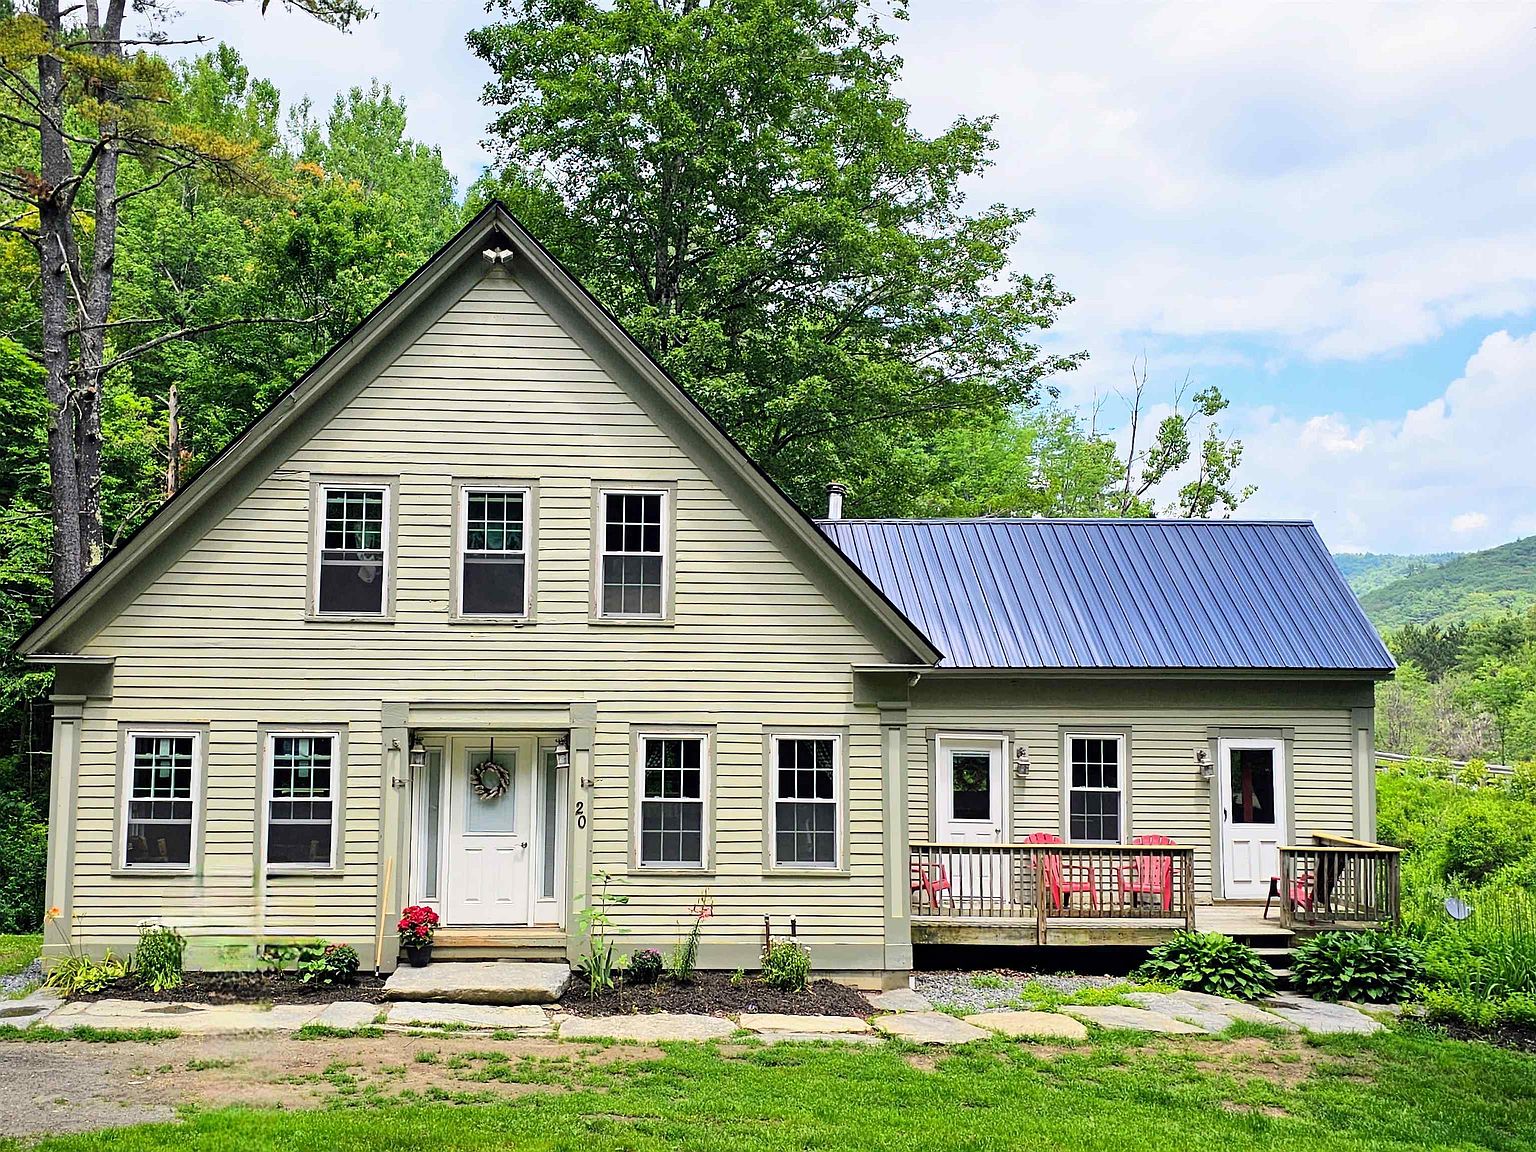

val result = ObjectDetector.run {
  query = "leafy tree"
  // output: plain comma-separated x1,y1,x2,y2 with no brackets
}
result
1389,621,1469,683
0,0,368,599
469,0,1084,513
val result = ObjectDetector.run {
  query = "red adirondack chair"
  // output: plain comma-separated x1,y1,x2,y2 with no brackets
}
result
1024,832,1097,909
910,859,952,909
1119,834,1176,911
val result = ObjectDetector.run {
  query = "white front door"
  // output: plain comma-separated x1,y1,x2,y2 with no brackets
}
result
444,735,535,925
936,736,1006,842
1219,738,1286,900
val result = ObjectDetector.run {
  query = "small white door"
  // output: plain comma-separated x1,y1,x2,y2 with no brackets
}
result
445,735,535,925
936,736,1006,842
1219,738,1286,900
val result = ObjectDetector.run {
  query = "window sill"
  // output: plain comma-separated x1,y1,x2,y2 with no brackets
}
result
266,867,345,878
627,866,714,877
763,867,851,879
589,615,674,627
446,616,535,627
305,614,395,625
111,867,196,879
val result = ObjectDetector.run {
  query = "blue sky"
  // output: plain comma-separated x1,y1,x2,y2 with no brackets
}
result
169,0,1536,555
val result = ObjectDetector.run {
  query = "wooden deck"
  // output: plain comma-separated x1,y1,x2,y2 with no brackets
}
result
911,903,1289,947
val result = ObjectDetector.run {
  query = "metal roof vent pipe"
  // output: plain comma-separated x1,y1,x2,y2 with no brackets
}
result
825,482,846,520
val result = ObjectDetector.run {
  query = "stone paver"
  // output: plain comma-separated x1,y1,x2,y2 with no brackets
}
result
385,961,569,1005
0,990,61,1030
48,999,319,1033
1262,993,1382,1035
389,1002,550,1032
868,988,932,1013
557,1012,736,1043
1126,991,1296,1033
1062,1004,1209,1034
873,1011,991,1045
738,1013,869,1034
964,1010,1088,1040
311,1001,383,1030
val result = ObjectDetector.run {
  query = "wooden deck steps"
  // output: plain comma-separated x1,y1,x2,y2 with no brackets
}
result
428,929,569,964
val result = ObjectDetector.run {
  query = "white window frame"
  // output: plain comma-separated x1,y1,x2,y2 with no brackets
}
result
262,729,342,872
456,484,532,619
1062,731,1127,844
119,728,203,873
596,486,670,620
768,733,843,871
313,481,392,618
633,730,711,871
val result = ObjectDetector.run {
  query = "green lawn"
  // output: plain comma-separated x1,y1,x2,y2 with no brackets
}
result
10,1027,1536,1152
0,934,40,978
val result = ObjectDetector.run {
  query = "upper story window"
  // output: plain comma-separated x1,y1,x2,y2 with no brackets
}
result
122,731,201,871
598,489,668,618
316,484,389,616
459,486,531,617
1066,734,1124,843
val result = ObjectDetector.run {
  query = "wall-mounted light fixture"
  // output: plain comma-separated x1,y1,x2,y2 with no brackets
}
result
554,732,571,770
1013,743,1032,778
409,736,427,774
1195,748,1213,780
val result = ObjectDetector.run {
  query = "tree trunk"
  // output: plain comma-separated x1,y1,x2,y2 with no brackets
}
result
165,378,180,497
36,0,83,599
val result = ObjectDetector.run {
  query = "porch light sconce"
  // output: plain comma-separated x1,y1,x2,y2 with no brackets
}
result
1013,744,1031,778
408,737,427,774
554,732,571,770
1195,748,1213,780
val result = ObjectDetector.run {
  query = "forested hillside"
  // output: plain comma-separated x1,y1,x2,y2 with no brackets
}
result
1333,552,1458,597
1359,537,1536,630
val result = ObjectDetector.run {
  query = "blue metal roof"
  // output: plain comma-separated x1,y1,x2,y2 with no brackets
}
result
817,519,1395,673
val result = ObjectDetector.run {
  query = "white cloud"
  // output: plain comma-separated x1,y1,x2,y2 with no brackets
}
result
1234,329,1536,551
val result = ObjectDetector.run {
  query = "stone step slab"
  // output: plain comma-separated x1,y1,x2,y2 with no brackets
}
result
1126,991,1296,1032
1061,1004,1209,1034
868,988,932,1013
384,961,569,1005
964,1010,1089,1040
311,1001,384,1030
873,1012,991,1045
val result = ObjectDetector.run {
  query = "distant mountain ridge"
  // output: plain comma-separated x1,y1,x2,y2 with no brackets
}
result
1333,552,1459,597
1346,536,1536,630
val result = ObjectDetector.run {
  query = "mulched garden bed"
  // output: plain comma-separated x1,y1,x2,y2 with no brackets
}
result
559,971,874,1018
72,970,390,1005
1435,1018,1536,1056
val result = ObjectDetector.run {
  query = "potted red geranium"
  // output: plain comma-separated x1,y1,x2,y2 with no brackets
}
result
398,905,439,967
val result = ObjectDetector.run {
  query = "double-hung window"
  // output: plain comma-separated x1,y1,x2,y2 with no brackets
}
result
265,732,340,869
636,733,707,868
1066,734,1125,843
459,486,530,617
771,735,841,869
122,731,200,870
598,489,667,618
316,484,389,616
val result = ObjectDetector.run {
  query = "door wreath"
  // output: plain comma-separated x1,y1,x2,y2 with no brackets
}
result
471,739,510,801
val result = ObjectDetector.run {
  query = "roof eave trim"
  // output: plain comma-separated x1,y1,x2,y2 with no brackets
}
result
853,663,1395,681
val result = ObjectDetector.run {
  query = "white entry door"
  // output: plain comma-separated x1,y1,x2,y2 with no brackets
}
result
936,736,1006,842
1219,738,1286,899
445,735,535,925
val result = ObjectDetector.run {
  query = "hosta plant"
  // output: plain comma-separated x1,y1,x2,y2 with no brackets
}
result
1290,931,1423,1003
1136,931,1275,1001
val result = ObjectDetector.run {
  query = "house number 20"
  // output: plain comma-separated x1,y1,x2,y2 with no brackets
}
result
575,801,586,829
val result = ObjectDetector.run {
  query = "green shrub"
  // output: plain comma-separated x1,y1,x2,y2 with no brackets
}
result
1290,931,1422,1003
44,950,128,996
0,791,46,934
626,948,664,984
1135,931,1275,1000
296,943,359,986
760,938,812,992
1421,985,1536,1029
1422,885,1536,999
1442,806,1534,884
133,923,186,992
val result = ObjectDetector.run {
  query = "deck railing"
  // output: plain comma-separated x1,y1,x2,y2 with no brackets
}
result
1278,833,1402,929
910,841,1196,944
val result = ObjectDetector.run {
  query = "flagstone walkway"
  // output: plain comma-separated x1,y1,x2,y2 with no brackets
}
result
2,985,1385,1042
